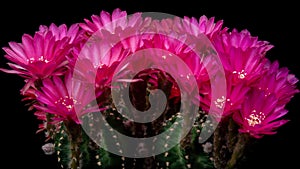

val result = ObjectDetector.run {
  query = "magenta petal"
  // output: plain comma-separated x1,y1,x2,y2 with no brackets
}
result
22,34,36,58
8,42,27,60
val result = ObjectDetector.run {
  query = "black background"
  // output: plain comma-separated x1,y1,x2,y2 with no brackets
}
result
0,1,299,168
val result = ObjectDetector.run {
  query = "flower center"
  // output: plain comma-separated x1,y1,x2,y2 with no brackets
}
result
214,96,232,109
94,63,104,69
214,96,226,109
54,96,78,111
27,56,49,64
245,110,266,127
233,69,247,79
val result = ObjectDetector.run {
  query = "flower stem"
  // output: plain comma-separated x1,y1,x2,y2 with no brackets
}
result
226,118,238,153
213,119,229,169
64,120,82,169
225,133,250,169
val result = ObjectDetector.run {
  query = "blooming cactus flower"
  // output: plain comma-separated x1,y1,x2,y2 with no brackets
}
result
0,23,81,93
213,29,273,85
1,24,80,79
34,72,103,124
257,60,299,105
233,89,289,138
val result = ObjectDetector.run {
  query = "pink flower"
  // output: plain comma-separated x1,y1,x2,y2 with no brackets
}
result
69,34,144,102
233,89,289,138
213,29,273,85
256,60,299,105
0,23,81,93
71,40,125,82
34,72,102,124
